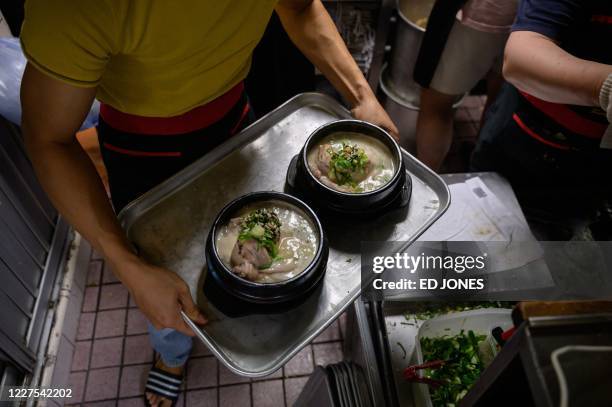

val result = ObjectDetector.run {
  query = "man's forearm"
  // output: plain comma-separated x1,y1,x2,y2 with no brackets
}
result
24,136,138,275
20,63,205,333
21,63,139,283
504,31,612,106
276,0,374,106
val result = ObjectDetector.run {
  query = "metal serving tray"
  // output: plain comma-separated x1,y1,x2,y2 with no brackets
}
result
118,93,450,377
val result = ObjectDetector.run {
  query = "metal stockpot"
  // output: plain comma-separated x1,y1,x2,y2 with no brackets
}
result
380,65,420,153
388,0,435,99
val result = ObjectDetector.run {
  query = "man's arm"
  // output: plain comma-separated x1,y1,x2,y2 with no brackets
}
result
503,31,612,107
21,64,206,335
276,0,399,138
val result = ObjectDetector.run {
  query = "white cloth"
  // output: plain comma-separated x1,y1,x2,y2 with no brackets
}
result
429,21,508,96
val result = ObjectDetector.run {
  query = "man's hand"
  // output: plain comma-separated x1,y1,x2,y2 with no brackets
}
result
351,95,400,140
118,257,207,336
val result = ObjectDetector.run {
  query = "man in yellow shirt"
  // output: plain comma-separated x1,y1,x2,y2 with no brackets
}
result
20,0,397,405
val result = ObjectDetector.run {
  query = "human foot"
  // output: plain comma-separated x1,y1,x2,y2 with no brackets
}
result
144,358,184,407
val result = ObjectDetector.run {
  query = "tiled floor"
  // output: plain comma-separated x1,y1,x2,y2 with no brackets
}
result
67,252,346,407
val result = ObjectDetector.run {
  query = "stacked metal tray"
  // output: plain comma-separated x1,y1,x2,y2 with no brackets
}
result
295,362,371,407
118,93,450,377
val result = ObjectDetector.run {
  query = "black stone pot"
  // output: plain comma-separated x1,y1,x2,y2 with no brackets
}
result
203,191,328,317
285,119,411,218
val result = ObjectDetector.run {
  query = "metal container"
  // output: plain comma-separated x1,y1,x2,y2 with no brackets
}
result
204,191,328,316
288,119,411,218
388,0,435,98
118,93,450,377
412,309,512,407
345,301,392,407
380,64,420,152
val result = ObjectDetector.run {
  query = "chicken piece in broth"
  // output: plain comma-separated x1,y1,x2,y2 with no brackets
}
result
215,203,318,283
315,143,372,185
307,132,396,193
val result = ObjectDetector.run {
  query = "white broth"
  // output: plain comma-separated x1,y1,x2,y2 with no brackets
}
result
215,201,318,283
307,132,396,193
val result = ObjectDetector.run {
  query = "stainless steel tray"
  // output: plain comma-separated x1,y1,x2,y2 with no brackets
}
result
118,93,450,377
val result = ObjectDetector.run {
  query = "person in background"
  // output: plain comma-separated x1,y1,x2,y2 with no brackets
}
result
471,0,612,219
19,1,397,406
414,0,518,171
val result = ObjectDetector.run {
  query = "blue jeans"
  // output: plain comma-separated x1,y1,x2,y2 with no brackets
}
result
147,323,193,367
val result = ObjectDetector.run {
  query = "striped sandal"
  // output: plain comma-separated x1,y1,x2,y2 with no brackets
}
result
144,361,183,407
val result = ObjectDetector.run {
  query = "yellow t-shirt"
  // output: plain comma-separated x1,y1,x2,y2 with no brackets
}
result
20,0,277,117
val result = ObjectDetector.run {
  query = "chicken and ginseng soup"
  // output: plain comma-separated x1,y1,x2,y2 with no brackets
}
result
215,201,318,284
307,132,396,193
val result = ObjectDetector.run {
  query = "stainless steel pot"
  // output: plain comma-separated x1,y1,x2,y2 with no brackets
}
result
381,64,420,152
388,0,435,99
